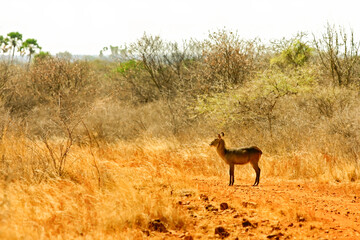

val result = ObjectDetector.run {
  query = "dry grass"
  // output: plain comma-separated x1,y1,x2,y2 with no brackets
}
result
0,134,215,239
0,129,359,239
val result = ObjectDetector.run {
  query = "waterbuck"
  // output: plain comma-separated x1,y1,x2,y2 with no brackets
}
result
210,133,262,186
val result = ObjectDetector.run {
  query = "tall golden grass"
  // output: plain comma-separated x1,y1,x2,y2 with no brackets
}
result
0,127,359,239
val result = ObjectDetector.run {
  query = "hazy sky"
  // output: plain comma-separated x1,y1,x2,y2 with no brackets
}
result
1,0,359,55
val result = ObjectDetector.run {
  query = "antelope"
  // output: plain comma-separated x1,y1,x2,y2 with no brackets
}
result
210,132,262,186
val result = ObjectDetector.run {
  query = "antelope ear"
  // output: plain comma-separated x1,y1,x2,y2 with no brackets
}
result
218,134,221,139
221,132,225,137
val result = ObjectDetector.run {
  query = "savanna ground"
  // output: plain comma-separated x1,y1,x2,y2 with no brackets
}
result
0,25,360,239
1,136,359,239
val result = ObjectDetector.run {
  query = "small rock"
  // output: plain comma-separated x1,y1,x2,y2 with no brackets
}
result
215,226,230,238
297,216,306,222
267,233,284,239
142,230,150,236
205,204,218,212
200,194,209,201
180,190,194,197
242,201,257,208
271,223,281,231
242,218,257,228
178,201,191,205
148,219,168,233
220,202,229,210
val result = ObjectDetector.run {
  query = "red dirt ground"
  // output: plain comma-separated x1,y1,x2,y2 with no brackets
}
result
151,178,360,239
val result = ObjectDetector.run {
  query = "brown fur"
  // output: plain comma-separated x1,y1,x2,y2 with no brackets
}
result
210,134,262,186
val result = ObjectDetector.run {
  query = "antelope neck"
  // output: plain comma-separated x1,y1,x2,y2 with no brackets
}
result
216,140,227,157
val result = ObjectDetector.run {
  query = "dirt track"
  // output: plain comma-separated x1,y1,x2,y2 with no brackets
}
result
155,178,360,239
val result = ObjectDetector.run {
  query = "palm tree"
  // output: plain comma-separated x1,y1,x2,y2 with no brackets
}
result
0,35,4,52
21,38,41,64
7,32,23,63
0,35,10,54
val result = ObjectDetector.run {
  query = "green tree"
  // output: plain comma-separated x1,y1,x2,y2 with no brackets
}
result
21,38,41,64
0,35,9,54
7,32,23,63
33,51,51,63
195,67,316,137
271,39,313,68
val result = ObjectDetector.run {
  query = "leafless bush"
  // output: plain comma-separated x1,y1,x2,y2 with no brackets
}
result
29,57,94,122
122,33,200,103
202,29,261,89
313,23,360,86
41,122,76,177
311,86,354,118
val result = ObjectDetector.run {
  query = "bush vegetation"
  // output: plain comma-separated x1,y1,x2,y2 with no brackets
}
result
0,24,359,238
